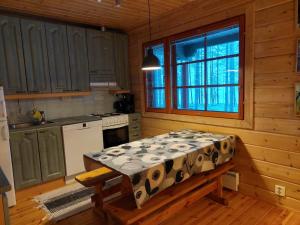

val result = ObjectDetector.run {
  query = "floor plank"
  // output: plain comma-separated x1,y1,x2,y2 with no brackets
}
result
8,181,300,225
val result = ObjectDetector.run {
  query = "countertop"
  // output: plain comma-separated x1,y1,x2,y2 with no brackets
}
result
9,115,102,132
0,167,11,194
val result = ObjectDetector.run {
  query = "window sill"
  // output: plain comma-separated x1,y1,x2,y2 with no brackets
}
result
142,111,253,130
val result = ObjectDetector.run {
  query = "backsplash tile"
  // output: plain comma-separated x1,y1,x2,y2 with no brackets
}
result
6,88,117,123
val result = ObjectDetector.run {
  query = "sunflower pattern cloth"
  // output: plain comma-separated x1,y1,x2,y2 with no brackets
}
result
85,130,236,209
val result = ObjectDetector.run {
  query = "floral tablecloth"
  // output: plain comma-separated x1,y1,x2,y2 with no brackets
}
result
85,130,236,208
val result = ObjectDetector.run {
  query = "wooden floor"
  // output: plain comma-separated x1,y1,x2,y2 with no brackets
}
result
8,179,300,225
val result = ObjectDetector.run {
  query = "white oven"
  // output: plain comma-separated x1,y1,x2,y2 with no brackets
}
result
101,114,129,149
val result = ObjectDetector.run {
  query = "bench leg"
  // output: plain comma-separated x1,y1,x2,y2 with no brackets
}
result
208,176,228,206
92,183,110,220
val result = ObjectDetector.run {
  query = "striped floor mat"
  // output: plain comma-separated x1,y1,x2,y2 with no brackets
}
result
34,183,95,223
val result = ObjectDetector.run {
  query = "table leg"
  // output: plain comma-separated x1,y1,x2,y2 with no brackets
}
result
208,176,228,206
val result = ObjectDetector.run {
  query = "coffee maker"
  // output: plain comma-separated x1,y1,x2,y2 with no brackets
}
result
113,94,135,114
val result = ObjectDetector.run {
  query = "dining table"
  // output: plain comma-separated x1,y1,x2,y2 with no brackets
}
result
84,129,236,209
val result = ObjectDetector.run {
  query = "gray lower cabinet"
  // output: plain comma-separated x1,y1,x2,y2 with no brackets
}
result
10,127,65,190
0,15,27,94
87,29,115,83
10,130,42,190
128,113,141,142
37,127,65,182
45,22,72,92
67,25,89,91
21,18,51,93
114,33,130,90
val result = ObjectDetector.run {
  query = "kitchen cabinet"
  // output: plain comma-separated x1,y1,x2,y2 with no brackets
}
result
10,130,42,190
37,127,65,182
0,13,129,97
45,22,72,92
67,25,90,91
10,126,65,189
87,29,115,83
0,15,27,94
128,113,141,142
114,33,130,90
21,18,51,93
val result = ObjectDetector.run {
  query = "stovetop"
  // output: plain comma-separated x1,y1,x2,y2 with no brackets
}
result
90,112,122,117
90,112,128,127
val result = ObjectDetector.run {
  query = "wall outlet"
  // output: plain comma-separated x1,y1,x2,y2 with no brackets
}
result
275,185,286,197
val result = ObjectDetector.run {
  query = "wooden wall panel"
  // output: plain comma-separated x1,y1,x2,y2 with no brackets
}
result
255,37,295,58
128,0,300,210
255,1,294,27
255,55,294,74
254,20,294,42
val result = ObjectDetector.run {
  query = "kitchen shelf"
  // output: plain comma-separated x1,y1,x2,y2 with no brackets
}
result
109,89,130,95
5,91,91,100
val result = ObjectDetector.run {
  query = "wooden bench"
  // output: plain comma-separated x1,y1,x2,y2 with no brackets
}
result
78,156,235,225
75,166,120,216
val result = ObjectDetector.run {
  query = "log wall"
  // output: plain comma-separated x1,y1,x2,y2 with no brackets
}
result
128,0,300,210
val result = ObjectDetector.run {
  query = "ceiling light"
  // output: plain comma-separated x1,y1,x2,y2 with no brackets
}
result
141,0,160,71
142,49,160,71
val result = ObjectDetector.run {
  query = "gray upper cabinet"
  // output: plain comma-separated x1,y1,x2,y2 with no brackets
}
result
67,25,89,91
0,15,27,94
45,22,72,92
37,127,65,182
87,30,115,83
10,130,42,190
114,33,129,90
21,18,51,93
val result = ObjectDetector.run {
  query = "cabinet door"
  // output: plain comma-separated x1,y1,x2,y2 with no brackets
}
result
67,25,89,91
0,15,27,94
87,29,115,82
45,22,72,92
37,127,65,182
10,130,41,190
114,33,129,90
21,18,51,93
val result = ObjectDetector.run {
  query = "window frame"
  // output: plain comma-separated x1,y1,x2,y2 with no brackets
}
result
143,15,245,119
143,39,170,113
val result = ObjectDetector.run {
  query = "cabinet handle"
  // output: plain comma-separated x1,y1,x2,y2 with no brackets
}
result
38,130,47,134
24,132,35,136
30,91,40,93
15,91,26,94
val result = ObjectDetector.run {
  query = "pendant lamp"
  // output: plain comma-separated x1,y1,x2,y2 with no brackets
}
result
142,0,160,71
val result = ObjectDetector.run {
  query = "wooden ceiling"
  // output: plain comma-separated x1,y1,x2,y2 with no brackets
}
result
0,0,194,31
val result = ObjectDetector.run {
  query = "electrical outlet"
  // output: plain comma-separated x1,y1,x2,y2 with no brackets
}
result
275,185,286,197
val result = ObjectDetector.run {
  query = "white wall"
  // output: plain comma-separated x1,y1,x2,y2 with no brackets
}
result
6,88,117,123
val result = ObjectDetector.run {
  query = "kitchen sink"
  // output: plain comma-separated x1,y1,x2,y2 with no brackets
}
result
9,121,54,129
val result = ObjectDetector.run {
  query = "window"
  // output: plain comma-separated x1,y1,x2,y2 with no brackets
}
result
144,43,167,110
144,16,244,119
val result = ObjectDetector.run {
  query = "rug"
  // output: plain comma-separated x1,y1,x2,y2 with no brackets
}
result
34,182,95,223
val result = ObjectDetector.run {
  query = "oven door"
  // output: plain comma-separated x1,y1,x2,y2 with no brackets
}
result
103,125,129,149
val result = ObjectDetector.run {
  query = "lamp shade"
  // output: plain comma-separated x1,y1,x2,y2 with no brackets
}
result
142,48,160,71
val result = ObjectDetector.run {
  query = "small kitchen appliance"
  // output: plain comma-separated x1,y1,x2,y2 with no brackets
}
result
113,94,135,114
